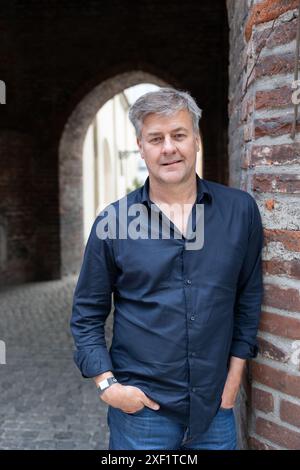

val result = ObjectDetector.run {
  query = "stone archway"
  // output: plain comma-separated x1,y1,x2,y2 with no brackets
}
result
59,71,170,276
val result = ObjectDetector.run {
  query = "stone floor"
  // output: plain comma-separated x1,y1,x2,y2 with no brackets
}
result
0,275,112,450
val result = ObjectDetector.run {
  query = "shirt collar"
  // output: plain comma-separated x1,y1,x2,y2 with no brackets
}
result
141,173,212,206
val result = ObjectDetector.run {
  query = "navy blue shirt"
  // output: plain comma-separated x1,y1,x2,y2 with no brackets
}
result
70,174,263,441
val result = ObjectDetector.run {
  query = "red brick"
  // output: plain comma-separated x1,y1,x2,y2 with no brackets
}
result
259,311,300,340
263,259,300,279
256,417,300,449
252,174,300,193
245,0,299,41
252,17,297,55
252,362,300,399
257,337,289,363
263,283,300,313
256,86,292,110
251,143,300,166
248,436,277,450
252,387,274,413
280,399,300,427
264,229,300,252
254,114,299,139
254,52,294,81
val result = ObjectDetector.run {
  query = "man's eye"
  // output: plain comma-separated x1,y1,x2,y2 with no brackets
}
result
151,137,162,143
174,134,185,139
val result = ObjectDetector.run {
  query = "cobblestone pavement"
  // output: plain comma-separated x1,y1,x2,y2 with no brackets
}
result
0,275,113,450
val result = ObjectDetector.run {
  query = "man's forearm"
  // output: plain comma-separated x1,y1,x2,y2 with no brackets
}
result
228,356,246,384
221,356,246,407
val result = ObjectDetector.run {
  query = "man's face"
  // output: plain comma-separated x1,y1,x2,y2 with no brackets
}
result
137,109,200,186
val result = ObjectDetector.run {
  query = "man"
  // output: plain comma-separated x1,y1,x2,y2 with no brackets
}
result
70,88,263,450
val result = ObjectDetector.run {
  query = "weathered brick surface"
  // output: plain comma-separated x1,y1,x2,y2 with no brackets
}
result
251,143,300,166
254,52,294,82
245,0,299,41
252,14,298,55
254,114,300,139
248,436,277,450
251,387,274,413
263,283,300,312
264,228,300,251
252,362,300,399
259,311,300,339
263,259,300,279
255,417,300,450
280,399,300,427
257,337,289,363
228,0,300,450
255,86,292,110
253,174,300,193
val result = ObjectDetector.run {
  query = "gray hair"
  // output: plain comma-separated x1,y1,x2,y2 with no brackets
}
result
128,87,202,138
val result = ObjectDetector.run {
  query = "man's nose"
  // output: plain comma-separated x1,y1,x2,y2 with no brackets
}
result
161,137,176,154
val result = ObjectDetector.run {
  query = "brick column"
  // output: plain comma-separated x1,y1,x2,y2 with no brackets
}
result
227,0,300,449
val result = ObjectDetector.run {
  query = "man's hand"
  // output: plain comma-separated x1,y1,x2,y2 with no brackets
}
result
221,357,246,409
100,383,160,414
93,371,160,414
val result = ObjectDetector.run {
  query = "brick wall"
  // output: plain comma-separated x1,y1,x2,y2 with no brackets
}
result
0,131,37,284
227,0,300,449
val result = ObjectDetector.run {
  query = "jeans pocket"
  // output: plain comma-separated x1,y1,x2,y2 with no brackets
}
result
219,406,234,413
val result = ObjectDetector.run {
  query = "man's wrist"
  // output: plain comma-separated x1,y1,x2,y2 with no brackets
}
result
93,371,114,388
96,376,118,395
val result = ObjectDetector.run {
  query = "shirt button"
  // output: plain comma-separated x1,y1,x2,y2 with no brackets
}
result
192,387,197,393
185,279,192,285
191,352,196,357
190,315,195,321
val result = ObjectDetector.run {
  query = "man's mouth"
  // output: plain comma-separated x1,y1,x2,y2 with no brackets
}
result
161,160,183,166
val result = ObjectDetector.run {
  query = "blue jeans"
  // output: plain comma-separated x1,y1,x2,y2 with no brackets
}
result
107,405,237,450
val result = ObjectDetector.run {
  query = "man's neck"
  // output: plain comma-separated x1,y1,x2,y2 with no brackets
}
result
149,174,197,206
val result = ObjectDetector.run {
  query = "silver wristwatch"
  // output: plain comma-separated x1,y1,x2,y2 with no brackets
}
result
97,376,118,395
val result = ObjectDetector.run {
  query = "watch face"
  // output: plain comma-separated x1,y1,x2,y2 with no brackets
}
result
100,378,109,390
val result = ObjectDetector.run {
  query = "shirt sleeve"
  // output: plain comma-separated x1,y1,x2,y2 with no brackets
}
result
70,212,117,378
229,194,264,360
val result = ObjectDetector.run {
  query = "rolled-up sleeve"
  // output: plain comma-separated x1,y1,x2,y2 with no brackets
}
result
70,213,117,378
230,195,264,360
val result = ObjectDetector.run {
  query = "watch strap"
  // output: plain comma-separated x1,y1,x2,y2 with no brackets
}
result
97,376,118,395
